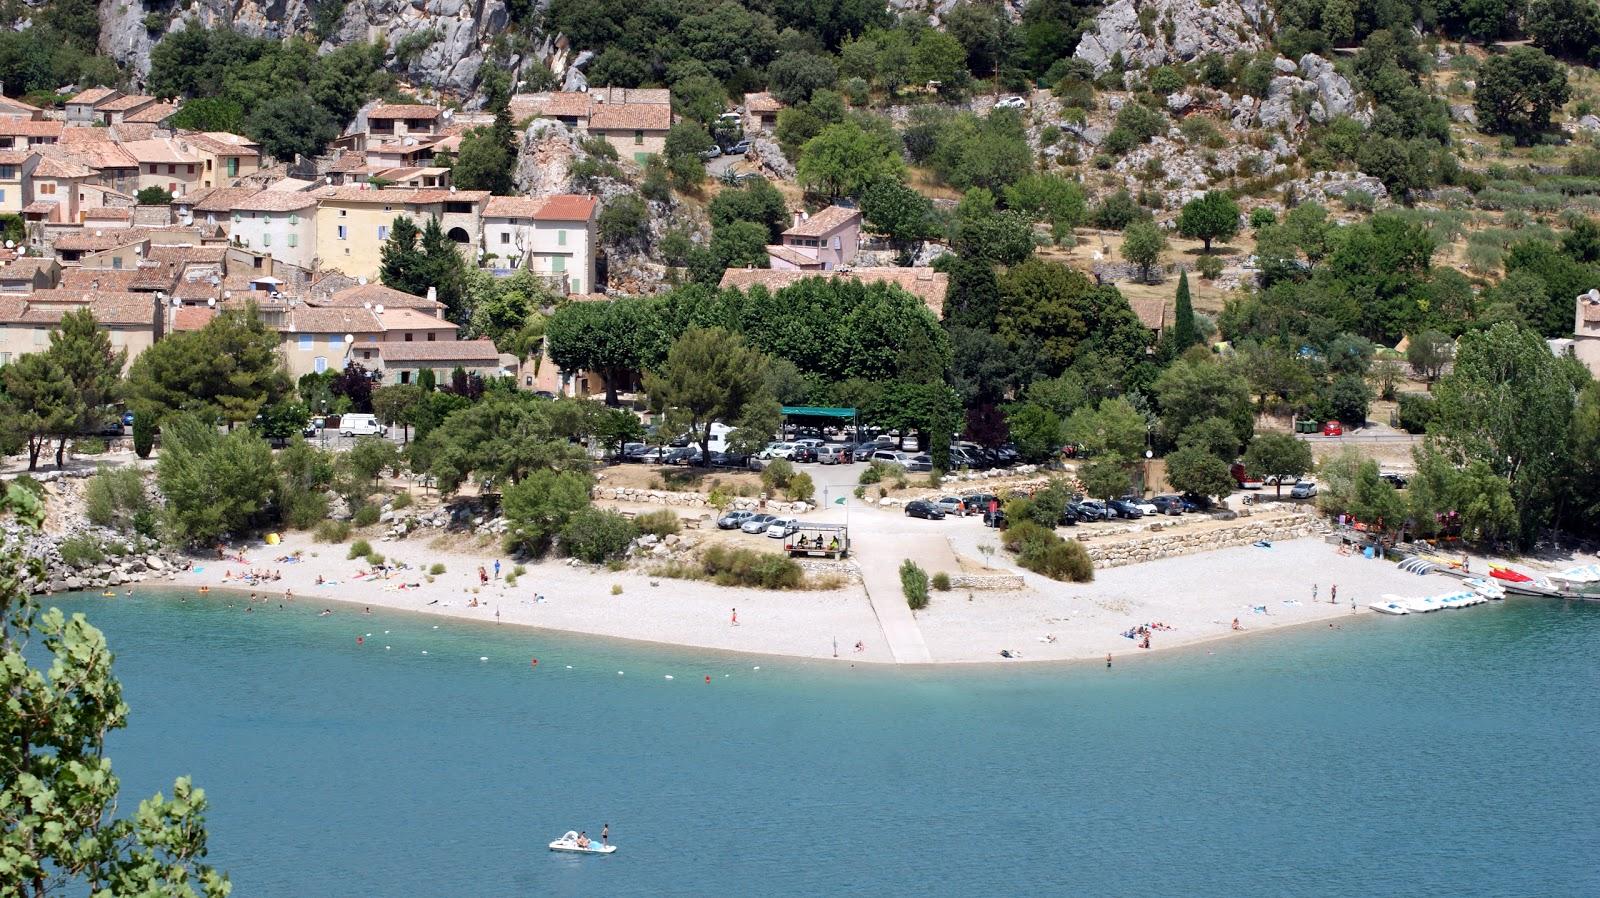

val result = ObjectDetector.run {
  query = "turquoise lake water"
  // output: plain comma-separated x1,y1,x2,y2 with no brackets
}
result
40,590,1600,897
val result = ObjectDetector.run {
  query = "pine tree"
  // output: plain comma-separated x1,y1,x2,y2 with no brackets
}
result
379,215,426,295
1172,270,1199,350
420,216,469,326
46,308,126,466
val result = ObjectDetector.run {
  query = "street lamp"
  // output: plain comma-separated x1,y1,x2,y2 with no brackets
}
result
1144,448,1154,497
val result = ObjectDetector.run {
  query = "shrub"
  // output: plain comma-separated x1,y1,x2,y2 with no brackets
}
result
353,504,380,527
760,458,795,491
315,519,352,543
513,564,526,576
133,416,155,458
11,475,43,499
561,507,638,563
59,535,105,567
900,559,930,610
1249,207,1277,228
429,562,446,575
75,437,107,455
611,583,623,595
1197,254,1224,279
634,509,681,538
932,571,952,591
697,545,804,588
84,467,151,532
1396,393,1436,434
366,552,384,566
1000,519,1055,554
1018,537,1095,582
787,472,816,502
505,573,517,586
283,490,330,530
390,492,412,510
347,539,372,560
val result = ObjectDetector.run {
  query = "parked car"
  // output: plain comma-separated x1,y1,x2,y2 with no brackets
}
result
765,518,799,538
1121,495,1159,516
1150,495,1186,516
791,445,818,463
1107,498,1145,519
664,446,702,466
698,145,722,160
718,510,755,530
904,500,946,520
983,508,1008,528
726,139,752,155
338,414,387,437
301,420,319,439
1380,472,1409,489
963,494,999,516
759,442,798,460
1322,420,1344,436
1059,506,1079,526
626,445,667,464
1179,494,1211,513
934,496,965,516
903,454,933,472
1071,500,1109,521
741,514,777,534
817,446,850,465
121,410,136,427
793,438,826,450
97,421,125,437
994,95,1028,110
1289,480,1318,499
869,449,907,466
850,441,885,460
708,451,753,468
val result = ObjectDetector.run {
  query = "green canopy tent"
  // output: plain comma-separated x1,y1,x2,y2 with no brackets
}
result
780,406,859,439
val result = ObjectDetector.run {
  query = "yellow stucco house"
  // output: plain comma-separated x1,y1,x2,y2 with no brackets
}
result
313,186,489,280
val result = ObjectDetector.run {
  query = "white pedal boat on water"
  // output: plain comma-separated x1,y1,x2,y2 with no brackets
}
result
1370,596,1411,615
550,831,616,854
1463,577,1506,600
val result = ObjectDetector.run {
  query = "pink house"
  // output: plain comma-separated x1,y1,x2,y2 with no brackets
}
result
767,205,861,271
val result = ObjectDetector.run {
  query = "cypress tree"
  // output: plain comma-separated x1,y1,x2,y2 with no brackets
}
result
1172,270,1198,350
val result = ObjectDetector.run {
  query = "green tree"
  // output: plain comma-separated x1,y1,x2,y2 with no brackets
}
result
418,392,589,492
135,186,174,205
1176,190,1240,253
1079,455,1132,500
1473,45,1571,145
1,352,80,470
419,217,469,325
1153,358,1254,447
861,179,936,255
797,121,905,198
951,188,1035,266
1170,270,1198,351
345,435,400,487
378,215,427,296
546,297,667,406
707,177,789,242
663,122,712,190
170,96,245,132
1179,416,1245,461
1243,432,1314,496
1162,445,1236,500
1006,402,1062,462
994,259,1150,377
1407,330,1454,383
501,468,593,554
1327,373,1372,426
768,51,839,105
372,384,424,443
1004,172,1087,240
0,485,231,897
452,124,517,194
1063,398,1146,458
47,308,125,466
645,327,772,465
1121,220,1166,282
156,414,279,544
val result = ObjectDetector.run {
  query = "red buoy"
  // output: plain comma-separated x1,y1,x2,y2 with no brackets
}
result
356,636,364,645
705,675,711,684
530,658,538,667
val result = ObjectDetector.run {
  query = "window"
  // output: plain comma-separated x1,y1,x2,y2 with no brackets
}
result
289,214,298,225
338,209,347,217
337,225,347,240
167,164,175,175
499,232,510,244
377,225,388,240
0,189,6,203
427,332,436,341
570,277,581,293
187,164,195,174
262,233,271,247
400,371,411,384
226,158,237,177
327,334,341,347
832,236,841,250
313,356,327,373
39,183,54,195
0,166,11,179
557,230,566,246
111,257,122,270
362,350,371,360
404,333,413,342
287,234,297,248
551,256,565,273
298,334,313,350
367,334,377,343
634,130,644,145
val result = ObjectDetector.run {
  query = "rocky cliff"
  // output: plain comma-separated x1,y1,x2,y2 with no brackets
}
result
1074,0,1275,73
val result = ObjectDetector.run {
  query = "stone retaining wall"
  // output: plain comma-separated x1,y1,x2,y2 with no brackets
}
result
947,573,1026,590
1084,513,1328,569
592,486,812,515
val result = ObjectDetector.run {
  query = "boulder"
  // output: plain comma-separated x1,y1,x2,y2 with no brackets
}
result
1298,54,1366,122
1074,0,1275,74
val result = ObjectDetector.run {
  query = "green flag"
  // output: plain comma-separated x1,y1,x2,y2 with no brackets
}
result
834,496,847,505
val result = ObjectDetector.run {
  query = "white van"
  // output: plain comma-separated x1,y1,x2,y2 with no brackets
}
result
339,414,388,437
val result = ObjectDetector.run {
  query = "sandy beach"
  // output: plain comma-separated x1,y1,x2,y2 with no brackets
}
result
162,521,1453,665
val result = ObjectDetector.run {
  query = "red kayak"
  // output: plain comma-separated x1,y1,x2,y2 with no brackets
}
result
1489,566,1533,583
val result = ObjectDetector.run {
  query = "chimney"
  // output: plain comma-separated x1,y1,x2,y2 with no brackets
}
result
426,286,437,304
792,210,803,228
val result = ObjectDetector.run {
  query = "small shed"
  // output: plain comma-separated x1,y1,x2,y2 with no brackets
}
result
786,523,848,559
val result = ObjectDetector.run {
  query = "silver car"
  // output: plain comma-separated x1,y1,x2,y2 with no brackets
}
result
765,518,798,538
741,513,776,534
934,496,965,516
817,446,847,464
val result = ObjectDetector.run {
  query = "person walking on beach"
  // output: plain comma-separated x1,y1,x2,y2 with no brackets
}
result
731,607,739,626
1312,583,1319,602
1331,584,1338,604
1106,652,1112,668
494,559,501,579
478,565,488,585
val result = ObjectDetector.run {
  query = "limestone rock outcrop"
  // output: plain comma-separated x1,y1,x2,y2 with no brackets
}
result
1074,0,1275,74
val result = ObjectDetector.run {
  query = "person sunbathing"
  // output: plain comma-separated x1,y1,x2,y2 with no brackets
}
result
576,832,590,848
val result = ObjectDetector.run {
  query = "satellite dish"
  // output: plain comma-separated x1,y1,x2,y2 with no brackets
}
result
4,240,12,249
223,290,231,299
363,301,371,309
171,297,181,307
207,297,215,307
343,333,354,344
374,304,385,314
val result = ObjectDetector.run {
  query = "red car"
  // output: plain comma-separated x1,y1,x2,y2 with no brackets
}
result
1322,420,1343,436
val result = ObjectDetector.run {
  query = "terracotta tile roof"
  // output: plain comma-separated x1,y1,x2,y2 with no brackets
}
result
32,155,96,179
288,306,382,333
0,258,58,282
377,306,451,329
483,196,544,218
535,194,597,220
60,268,142,291
51,231,145,252
191,187,262,213
0,96,42,115
1582,300,1600,323
328,152,369,172
121,139,199,165
22,201,56,216
233,190,317,212
764,244,819,267
587,103,671,132
172,306,215,330
783,205,860,238
0,150,30,166
368,104,444,120
83,207,132,221
408,188,490,204
124,103,178,125
181,131,259,155
718,267,950,314
744,92,782,113
1128,297,1167,331
57,127,111,146
320,283,440,310
65,143,139,170
590,87,670,106
0,290,159,326
0,120,63,137
109,122,159,141
127,263,179,291
379,339,500,363
146,245,228,265
67,87,118,106
99,94,156,113
510,92,592,121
